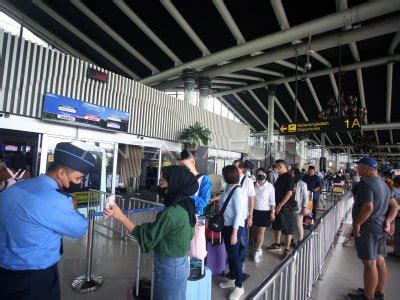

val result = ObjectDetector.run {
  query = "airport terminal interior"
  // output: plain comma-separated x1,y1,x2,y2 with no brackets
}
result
0,1,399,299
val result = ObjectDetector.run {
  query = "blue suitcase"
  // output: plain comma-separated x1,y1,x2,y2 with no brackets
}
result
186,266,212,300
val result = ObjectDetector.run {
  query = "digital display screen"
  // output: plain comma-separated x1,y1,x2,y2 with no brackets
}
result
41,93,130,132
5,145,18,152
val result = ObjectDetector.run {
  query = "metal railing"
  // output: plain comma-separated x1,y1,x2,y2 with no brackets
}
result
72,190,164,294
248,192,354,300
87,189,163,239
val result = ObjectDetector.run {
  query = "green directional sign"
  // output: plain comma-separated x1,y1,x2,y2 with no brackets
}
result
278,118,362,135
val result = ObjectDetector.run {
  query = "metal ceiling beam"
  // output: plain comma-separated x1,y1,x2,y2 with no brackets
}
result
153,16,400,90
274,95,292,123
113,0,182,65
389,31,400,54
374,131,380,144
213,54,400,96
213,79,247,85
70,0,158,74
275,60,305,72
362,122,400,131
141,1,400,85
387,31,399,144
212,0,245,45
31,0,140,80
233,93,268,129
220,73,264,81
0,1,93,63
248,90,280,128
160,0,210,56
217,96,256,131
283,82,309,121
305,78,323,112
246,67,284,77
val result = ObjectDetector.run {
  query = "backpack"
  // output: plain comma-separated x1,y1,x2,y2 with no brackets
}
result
5,168,26,188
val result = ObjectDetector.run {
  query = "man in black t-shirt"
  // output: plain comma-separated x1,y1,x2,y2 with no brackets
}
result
266,159,295,259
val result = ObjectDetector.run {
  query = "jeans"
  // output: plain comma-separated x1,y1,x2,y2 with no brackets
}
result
240,226,249,269
153,254,189,300
222,226,244,288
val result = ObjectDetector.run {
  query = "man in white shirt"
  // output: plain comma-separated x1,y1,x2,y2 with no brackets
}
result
233,159,256,270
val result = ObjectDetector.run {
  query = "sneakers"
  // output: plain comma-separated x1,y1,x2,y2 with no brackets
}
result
343,238,355,247
229,287,244,299
290,239,296,248
253,249,263,263
356,288,384,299
266,243,281,251
282,248,290,259
348,292,384,299
219,279,236,289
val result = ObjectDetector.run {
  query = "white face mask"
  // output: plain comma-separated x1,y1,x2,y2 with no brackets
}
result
246,170,251,177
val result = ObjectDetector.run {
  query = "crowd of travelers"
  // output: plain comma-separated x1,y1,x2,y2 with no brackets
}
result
0,142,399,300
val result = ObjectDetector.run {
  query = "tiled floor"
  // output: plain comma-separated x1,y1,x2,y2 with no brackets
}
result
59,226,284,300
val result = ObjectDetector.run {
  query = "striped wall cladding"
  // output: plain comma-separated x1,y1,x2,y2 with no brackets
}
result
0,30,250,152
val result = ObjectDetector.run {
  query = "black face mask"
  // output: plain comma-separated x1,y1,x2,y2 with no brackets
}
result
256,174,266,181
156,186,167,198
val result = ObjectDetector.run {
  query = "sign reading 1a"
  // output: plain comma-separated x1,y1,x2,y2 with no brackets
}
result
278,117,362,135
344,118,361,129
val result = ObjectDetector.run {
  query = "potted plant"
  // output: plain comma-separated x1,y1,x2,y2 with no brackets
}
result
179,122,212,150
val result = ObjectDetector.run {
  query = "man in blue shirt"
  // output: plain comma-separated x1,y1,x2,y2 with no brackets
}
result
0,142,95,300
302,166,323,220
178,150,212,216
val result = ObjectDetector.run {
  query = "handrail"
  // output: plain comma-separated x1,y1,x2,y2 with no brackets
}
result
247,191,354,300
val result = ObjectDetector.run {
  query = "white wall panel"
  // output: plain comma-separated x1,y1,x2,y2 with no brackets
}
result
0,31,250,152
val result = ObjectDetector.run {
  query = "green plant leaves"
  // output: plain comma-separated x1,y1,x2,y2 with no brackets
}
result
179,122,212,146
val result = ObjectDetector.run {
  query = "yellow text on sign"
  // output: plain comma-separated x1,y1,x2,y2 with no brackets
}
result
344,118,361,129
288,124,297,132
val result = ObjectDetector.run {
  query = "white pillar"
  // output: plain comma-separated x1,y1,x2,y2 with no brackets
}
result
183,69,197,106
299,140,306,169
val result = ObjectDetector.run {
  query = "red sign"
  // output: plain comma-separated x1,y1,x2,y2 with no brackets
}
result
87,67,108,83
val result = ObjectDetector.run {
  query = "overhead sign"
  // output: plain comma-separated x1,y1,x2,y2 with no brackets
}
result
87,67,108,83
42,93,130,132
279,118,361,135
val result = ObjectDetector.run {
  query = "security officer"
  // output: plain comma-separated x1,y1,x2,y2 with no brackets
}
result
0,142,95,300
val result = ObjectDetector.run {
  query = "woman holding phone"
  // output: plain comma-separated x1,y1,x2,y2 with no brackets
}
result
104,165,198,300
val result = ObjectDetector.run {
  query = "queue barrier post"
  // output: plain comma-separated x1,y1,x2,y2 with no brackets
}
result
72,209,104,292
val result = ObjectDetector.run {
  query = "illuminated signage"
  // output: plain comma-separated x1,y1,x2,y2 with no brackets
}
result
279,118,361,135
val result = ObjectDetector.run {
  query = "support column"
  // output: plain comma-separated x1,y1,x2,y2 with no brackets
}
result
299,140,306,169
198,76,211,110
320,134,326,172
182,69,197,106
267,85,276,167
335,153,340,171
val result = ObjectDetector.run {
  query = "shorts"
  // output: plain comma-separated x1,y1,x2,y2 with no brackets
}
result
253,210,272,227
355,231,387,261
272,210,295,235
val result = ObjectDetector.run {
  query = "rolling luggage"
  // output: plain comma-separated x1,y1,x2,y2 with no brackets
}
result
205,239,226,276
186,267,212,300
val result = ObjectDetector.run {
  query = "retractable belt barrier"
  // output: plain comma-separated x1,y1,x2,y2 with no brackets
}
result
247,192,354,300
72,190,164,294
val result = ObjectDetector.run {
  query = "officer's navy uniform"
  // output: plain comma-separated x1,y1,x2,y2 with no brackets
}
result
0,142,95,300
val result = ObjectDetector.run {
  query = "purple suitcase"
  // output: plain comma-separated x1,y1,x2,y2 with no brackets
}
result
205,240,226,276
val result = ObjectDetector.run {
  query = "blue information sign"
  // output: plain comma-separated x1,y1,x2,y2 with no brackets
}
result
41,93,130,132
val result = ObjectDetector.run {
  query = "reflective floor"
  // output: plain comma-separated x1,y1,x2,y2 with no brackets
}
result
59,219,400,300
59,227,284,300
